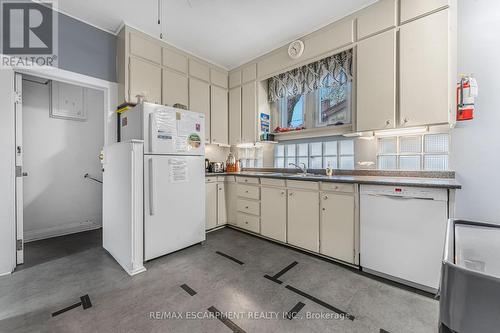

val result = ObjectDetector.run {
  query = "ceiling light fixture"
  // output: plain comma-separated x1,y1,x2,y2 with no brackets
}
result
158,0,166,40
374,126,429,137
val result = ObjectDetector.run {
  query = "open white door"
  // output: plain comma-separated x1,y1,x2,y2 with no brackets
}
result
14,73,24,265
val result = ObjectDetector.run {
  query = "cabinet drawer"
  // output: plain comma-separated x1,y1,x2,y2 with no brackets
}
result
260,178,286,187
224,176,236,182
320,183,355,193
237,213,260,233
286,180,319,191
237,199,260,216
236,176,259,184
129,33,161,64
237,184,260,200
205,177,217,183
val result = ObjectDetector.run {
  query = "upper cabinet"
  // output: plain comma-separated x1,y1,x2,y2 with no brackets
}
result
210,68,228,89
400,0,449,23
356,0,396,40
356,30,396,131
229,71,242,89
399,10,450,127
118,26,230,145
229,87,242,145
129,33,162,64
189,59,210,82
241,82,257,143
128,57,162,105
162,48,188,73
242,64,257,84
189,78,211,142
162,68,188,107
210,86,229,145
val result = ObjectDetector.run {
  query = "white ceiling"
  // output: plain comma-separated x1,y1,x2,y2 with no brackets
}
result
58,0,377,70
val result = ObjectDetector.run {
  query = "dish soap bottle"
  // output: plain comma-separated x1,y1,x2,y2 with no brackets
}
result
325,162,333,176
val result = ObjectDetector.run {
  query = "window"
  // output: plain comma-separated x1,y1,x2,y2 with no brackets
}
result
274,139,355,170
377,134,449,171
280,95,305,128
317,72,351,127
239,146,263,168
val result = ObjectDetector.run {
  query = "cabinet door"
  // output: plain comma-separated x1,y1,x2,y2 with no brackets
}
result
189,78,211,142
129,57,162,104
229,87,242,145
261,187,287,242
217,182,227,225
241,81,257,143
287,190,319,252
320,192,355,264
226,181,237,225
205,182,217,230
210,86,229,145
400,0,448,23
357,0,396,40
400,10,449,127
162,68,188,107
356,30,396,131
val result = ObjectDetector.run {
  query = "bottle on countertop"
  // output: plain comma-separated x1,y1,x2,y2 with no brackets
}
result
325,162,333,176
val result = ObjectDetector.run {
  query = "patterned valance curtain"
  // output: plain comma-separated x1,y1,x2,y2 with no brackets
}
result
268,49,353,102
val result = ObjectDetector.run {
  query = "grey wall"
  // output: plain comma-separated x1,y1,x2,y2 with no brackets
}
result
58,12,116,82
451,0,500,223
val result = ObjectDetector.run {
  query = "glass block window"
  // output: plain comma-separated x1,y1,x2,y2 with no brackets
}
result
239,146,263,168
377,134,450,171
274,139,355,170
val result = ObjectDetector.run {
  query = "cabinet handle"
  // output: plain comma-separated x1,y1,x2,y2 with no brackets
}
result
281,191,285,196
323,195,328,200
245,206,249,209
385,120,391,126
244,179,248,182
245,190,249,193
289,192,294,196
245,221,249,224
322,208,326,211
403,118,409,125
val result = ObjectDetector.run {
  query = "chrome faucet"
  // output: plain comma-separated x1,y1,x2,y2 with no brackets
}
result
289,163,307,175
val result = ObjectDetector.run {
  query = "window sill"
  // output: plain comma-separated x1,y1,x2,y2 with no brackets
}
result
273,124,353,141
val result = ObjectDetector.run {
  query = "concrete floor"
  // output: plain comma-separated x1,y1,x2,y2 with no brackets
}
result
0,228,439,333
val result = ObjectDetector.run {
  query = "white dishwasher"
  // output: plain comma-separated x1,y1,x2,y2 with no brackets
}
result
360,185,448,292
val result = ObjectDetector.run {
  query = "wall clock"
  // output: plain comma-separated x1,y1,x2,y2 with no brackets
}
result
288,40,305,60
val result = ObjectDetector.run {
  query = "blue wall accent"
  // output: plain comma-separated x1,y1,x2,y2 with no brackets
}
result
58,12,116,82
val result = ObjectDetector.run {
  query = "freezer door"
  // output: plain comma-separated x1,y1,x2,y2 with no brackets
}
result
144,155,205,261
144,104,205,155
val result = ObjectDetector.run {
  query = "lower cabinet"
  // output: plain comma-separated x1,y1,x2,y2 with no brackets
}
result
237,213,260,233
287,189,320,252
217,182,227,226
261,186,287,242
226,179,237,225
320,192,356,264
205,181,217,230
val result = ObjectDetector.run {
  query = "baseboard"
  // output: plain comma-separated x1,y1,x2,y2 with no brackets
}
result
24,220,102,242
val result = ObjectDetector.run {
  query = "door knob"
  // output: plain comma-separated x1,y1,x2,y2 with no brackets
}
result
22,172,28,177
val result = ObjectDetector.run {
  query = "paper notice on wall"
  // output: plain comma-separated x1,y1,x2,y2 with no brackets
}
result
169,158,188,183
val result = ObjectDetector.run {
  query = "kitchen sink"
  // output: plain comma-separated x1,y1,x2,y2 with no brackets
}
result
288,173,325,178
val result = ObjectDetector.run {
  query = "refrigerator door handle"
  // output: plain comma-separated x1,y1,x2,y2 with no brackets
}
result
148,157,156,216
149,113,155,154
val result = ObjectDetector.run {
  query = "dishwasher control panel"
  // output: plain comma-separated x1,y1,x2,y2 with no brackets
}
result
360,185,448,201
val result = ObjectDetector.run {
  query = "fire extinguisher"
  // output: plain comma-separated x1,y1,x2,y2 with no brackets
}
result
456,75,478,121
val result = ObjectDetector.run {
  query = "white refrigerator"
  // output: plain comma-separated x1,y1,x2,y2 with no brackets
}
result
116,102,206,263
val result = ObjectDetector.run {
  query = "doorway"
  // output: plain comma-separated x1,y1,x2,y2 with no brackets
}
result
15,73,105,268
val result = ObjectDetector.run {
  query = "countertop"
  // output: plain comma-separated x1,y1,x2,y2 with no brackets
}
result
205,171,462,189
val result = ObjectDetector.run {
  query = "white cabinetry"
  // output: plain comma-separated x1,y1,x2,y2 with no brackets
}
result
129,57,162,105
205,180,217,230
356,30,396,131
229,87,242,145
241,82,257,143
189,78,211,142
162,68,188,107
400,0,449,23
261,186,287,242
210,86,228,145
320,191,356,264
226,177,237,225
287,189,319,252
356,0,396,39
399,10,450,127
217,182,227,225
